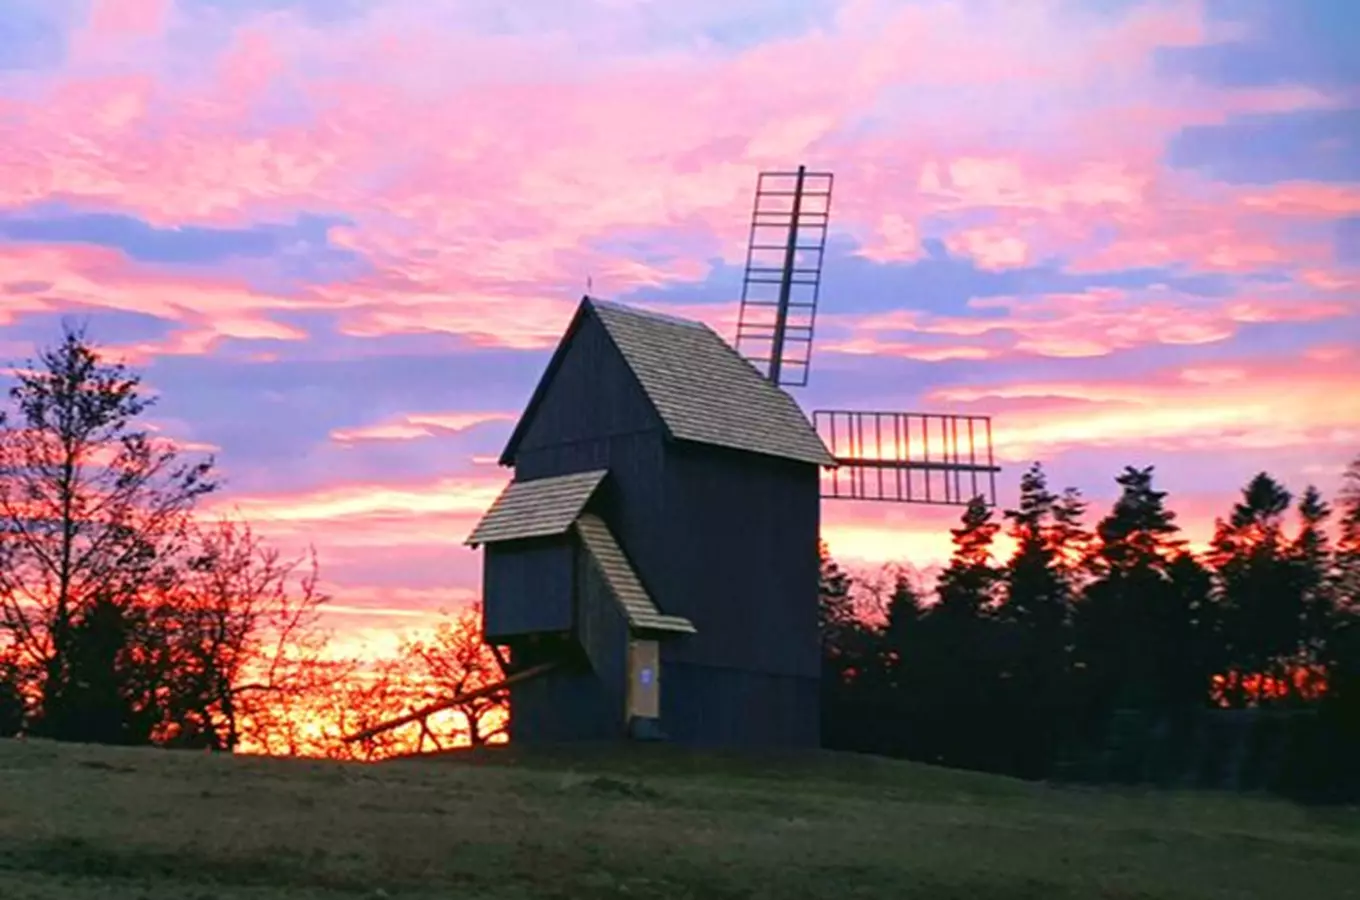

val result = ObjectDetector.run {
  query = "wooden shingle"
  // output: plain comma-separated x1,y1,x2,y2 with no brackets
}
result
589,300,836,467
574,513,696,635
464,470,608,547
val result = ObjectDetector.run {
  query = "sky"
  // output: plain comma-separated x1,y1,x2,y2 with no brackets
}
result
1,0,1357,656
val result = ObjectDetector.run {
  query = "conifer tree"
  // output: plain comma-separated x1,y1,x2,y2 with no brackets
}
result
935,496,1001,618
1076,466,1202,711
1211,473,1305,705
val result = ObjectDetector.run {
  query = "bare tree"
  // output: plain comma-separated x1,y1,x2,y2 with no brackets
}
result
314,656,424,761
0,323,214,738
400,602,508,748
149,518,347,751
309,603,509,761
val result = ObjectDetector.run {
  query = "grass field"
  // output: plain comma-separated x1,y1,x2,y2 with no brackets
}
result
0,738,1356,899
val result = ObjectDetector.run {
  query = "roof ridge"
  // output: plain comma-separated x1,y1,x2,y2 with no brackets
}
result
586,297,709,331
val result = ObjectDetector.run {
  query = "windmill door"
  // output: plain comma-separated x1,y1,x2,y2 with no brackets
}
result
627,639,660,719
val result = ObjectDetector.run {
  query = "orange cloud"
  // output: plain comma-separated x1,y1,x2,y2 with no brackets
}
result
212,476,506,529
195,474,511,640
823,488,1236,576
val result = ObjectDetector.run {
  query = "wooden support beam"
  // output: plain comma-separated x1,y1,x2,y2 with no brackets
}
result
342,660,559,744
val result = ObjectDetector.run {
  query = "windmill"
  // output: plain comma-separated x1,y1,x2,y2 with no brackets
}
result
733,165,999,508
344,166,1002,752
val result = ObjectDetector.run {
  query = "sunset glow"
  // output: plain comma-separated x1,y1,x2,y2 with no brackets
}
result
1,0,1356,661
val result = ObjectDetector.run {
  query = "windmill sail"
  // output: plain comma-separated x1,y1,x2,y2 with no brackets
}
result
815,410,998,506
733,165,1001,507
735,166,833,388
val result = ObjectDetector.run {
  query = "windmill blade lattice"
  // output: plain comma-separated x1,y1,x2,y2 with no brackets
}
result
735,166,833,388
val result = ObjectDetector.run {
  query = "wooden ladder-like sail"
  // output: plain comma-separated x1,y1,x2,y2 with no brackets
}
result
815,410,1000,506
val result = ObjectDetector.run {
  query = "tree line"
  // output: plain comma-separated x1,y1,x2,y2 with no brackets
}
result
818,459,1360,802
0,325,504,755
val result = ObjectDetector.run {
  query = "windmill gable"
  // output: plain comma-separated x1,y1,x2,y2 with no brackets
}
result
503,302,665,467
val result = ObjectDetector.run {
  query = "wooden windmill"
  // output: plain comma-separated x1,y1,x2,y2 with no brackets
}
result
345,166,1000,752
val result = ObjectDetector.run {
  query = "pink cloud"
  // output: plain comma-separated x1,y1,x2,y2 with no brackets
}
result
0,244,318,362
0,244,303,319
0,0,1284,318
331,411,516,443
0,0,1347,364
5,0,1357,657
87,0,169,38
819,287,1354,362
821,338,996,363
944,227,1031,270
928,345,1360,461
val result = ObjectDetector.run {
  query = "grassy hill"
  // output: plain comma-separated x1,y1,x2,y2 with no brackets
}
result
0,738,1356,899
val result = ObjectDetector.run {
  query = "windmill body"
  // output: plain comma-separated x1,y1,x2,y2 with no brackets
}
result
466,298,831,746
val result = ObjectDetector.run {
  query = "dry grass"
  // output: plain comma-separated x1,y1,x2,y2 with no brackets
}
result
0,737,1356,899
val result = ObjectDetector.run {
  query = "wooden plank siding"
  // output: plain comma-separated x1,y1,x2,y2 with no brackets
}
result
658,440,821,746
661,663,819,748
514,311,663,457
661,441,821,678
483,539,574,640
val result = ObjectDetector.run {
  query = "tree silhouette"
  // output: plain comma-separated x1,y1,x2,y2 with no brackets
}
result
914,497,1005,770
1089,466,1184,577
1335,455,1360,606
1211,473,1309,706
935,496,1001,618
817,538,858,652
0,323,215,739
812,458,1359,800
1291,485,1334,699
1073,465,1206,715
998,464,1082,776
0,324,340,749
818,541,885,751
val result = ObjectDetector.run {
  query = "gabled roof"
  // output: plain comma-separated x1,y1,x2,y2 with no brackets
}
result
500,296,836,468
464,469,607,547
574,514,695,635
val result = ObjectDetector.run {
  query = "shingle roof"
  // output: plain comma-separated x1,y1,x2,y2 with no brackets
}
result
574,513,695,635
506,299,829,468
588,300,835,467
464,470,608,547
